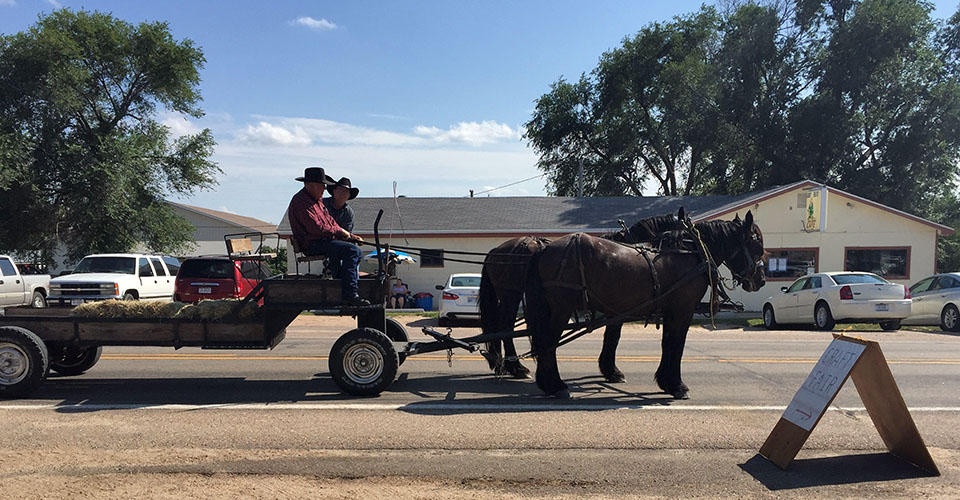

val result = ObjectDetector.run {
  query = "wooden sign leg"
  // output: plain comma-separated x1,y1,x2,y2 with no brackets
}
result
759,418,812,470
849,343,940,475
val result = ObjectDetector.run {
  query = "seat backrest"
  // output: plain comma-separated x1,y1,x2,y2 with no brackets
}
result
227,238,254,257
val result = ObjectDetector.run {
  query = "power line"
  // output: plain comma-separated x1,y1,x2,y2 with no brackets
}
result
470,173,546,197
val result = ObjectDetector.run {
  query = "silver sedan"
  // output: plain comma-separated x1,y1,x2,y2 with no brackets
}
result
902,272,960,332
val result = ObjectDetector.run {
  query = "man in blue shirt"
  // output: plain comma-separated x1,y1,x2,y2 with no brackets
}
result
323,177,357,232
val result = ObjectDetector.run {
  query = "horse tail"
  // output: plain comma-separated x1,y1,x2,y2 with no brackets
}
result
479,265,499,335
523,250,551,358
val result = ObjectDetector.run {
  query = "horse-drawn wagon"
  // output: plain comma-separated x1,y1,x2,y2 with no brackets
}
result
1,209,767,400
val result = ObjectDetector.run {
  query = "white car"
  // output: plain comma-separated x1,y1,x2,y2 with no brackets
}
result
48,254,180,306
902,273,960,332
436,273,482,325
762,272,911,331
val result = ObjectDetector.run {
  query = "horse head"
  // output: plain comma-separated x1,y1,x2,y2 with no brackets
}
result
728,211,766,292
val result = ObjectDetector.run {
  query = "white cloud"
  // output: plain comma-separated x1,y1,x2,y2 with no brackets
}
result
291,16,338,31
233,116,520,149
235,121,312,147
45,0,62,8
217,206,237,214
0,0,17,6
414,120,520,146
161,112,202,138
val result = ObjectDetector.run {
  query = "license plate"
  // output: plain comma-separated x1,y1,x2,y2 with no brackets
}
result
70,299,84,306
875,303,889,312
198,287,212,294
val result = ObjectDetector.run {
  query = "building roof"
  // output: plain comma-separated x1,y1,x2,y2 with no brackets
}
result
168,201,278,234
274,179,953,237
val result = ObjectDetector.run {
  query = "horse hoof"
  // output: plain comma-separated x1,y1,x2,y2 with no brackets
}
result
508,364,531,379
670,390,689,400
603,371,626,383
553,388,571,400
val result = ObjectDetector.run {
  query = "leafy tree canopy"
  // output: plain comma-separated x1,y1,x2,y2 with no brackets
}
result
525,0,960,270
0,9,220,264
525,0,960,208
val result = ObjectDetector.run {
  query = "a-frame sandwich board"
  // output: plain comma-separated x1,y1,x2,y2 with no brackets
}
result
759,334,939,475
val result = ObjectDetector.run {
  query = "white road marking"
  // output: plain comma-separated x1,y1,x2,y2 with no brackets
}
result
1,403,960,412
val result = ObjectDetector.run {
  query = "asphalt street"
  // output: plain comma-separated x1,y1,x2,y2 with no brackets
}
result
2,315,960,498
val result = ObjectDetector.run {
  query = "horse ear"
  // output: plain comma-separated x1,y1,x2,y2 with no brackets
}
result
677,206,685,220
733,213,741,223
744,210,754,226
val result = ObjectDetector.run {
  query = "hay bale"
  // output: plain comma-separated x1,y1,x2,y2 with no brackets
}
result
174,299,261,322
70,298,260,321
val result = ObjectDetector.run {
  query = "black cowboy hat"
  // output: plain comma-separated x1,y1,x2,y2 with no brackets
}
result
332,177,359,200
295,167,335,186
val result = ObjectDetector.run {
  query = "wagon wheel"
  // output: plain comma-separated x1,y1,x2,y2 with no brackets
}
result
329,328,398,396
384,317,409,366
0,326,49,398
48,345,103,376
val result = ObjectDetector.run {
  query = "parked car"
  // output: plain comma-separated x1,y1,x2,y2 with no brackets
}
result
174,256,269,303
48,254,180,306
0,255,50,308
436,273,482,325
902,272,960,332
762,272,911,331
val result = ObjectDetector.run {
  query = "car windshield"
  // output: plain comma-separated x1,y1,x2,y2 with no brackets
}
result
72,257,136,274
450,276,481,288
178,259,236,280
831,273,887,285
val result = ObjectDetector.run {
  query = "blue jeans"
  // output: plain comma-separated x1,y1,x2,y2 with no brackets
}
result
305,239,362,298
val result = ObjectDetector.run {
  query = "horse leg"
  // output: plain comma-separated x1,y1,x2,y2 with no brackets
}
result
499,296,530,379
529,302,572,398
598,322,626,383
654,309,694,399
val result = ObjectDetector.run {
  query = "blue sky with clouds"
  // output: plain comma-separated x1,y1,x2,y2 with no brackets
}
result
3,0,959,224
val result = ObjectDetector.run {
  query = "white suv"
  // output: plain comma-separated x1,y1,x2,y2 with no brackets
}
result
48,254,180,306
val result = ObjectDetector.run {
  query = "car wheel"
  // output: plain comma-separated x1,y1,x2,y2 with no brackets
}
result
31,291,47,308
438,316,450,327
762,305,778,330
814,302,835,331
879,320,901,331
942,304,960,333
122,292,137,301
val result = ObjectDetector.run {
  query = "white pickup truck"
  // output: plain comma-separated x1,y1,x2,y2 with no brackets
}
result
48,253,181,306
0,255,51,308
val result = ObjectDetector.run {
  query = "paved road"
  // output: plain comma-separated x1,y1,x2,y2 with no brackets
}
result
3,316,959,498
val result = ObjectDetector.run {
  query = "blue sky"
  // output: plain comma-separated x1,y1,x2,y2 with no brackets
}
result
3,0,959,224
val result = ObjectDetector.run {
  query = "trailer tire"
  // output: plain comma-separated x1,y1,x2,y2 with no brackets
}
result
384,317,409,366
48,345,103,376
329,328,398,396
0,326,49,398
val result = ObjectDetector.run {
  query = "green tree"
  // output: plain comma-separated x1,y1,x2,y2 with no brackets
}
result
525,7,723,196
0,9,220,264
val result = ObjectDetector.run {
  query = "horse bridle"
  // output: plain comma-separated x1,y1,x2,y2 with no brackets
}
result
726,229,764,287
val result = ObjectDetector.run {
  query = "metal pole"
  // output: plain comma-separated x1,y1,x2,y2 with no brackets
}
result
577,159,584,197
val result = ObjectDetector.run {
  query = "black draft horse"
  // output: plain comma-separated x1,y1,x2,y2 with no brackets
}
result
524,211,766,399
478,208,688,379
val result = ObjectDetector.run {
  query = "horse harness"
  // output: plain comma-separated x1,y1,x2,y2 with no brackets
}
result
539,228,735,325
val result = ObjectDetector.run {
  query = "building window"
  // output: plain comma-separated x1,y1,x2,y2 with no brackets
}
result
420,249,444,268
764,248,818,280
844,247,910,279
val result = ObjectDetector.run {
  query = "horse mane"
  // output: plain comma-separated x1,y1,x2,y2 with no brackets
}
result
654,219,742,257
602,214,682,244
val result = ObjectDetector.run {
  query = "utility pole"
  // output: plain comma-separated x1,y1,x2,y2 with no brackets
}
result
577,159,584,197
469,189,474,198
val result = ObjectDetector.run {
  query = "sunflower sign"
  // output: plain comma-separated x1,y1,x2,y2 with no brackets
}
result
804,190,822,231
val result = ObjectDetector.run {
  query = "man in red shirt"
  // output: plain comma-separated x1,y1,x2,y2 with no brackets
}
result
288,167,368,306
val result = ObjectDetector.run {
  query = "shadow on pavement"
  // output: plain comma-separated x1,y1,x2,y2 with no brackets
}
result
739,453,935,490
23,371,675,413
